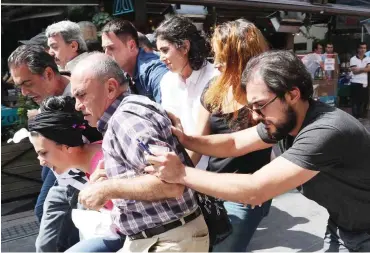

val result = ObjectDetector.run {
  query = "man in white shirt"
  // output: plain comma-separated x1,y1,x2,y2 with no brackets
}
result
350,42,370,119
322,43,340,78
302,42,324,79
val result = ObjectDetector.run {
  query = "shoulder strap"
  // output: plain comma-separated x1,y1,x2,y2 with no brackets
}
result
122,99,195,167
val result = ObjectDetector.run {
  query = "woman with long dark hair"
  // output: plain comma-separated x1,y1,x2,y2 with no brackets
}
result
155,16,219,169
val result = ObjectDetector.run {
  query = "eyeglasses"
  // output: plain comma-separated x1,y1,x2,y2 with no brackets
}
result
247,95,278,117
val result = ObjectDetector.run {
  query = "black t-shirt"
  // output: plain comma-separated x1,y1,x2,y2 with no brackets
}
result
201,82,271,174
257,99,370,232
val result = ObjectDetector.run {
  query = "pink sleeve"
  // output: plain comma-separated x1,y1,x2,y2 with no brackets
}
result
89,150,114,211
89,150,104,175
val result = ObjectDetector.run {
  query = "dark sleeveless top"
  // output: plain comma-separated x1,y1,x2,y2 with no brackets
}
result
201,82,271,174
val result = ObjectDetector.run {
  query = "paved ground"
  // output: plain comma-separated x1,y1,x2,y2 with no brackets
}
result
249,190,328,252
1,191,328,252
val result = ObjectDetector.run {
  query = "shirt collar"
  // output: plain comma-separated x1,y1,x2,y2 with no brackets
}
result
356,54,367,60
186,68,202,85
65,52,89,72
62,83,71,96
97,92,129,134
133,48,145,80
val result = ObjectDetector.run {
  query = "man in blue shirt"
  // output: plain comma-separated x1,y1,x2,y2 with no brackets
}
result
101,19,168,103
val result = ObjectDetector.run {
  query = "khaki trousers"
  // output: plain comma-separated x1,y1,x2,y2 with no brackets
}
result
118,214,209,252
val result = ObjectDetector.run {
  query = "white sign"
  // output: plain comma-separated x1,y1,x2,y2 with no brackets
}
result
324,58,335,71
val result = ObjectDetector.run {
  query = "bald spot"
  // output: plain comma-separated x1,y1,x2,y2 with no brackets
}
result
71,52,111,80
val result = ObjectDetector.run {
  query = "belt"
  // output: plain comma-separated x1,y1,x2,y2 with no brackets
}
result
127,207,202,240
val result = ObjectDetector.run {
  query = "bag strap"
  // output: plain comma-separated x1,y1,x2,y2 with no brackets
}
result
122,99,195,168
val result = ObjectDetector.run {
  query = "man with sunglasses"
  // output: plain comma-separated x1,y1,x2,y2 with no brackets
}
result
145,51,370,252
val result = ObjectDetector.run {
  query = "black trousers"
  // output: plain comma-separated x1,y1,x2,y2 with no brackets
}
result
350,83,369,118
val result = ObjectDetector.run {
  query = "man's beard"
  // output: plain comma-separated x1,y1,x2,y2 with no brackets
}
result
266,105,297,141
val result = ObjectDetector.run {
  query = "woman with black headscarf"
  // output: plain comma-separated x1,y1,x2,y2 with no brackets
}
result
28,96,125,252
28,96,102,175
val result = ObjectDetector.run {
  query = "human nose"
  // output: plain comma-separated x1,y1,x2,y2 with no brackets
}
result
48,48,55,56
38,156,47,166
104,48,112,56
75,99,83,111
21,87,29,96
159,52,166,62
250,109,263,122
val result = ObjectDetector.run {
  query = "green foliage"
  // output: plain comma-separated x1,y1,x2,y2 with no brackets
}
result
1,94,38,142
92,12,113,30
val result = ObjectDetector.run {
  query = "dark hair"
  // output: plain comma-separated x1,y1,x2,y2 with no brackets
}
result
29,96,102,146
154,15,209,70
40,96,78,113
102,19,139,47
312,41,323,51
8,45,59,75
241,50,313,101
358,42,367,49
138,32,155,50
85,39,103,52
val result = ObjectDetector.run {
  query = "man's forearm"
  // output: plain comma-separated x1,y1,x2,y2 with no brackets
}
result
103,175,185,201
183,126,272,158
179,166,261,205
352,67,369,74
184,134,237,158
187,149,202,166
364,66,370,73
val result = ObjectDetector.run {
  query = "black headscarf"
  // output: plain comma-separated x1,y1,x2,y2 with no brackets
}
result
28,111,86,147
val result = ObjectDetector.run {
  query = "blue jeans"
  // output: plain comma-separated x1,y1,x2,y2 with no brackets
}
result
66,237,125,252
213,200,272,252
323,218,370,252
35,167,56,222
35,185,80,252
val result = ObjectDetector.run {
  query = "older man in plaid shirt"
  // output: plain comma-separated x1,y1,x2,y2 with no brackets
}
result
70,52,209,252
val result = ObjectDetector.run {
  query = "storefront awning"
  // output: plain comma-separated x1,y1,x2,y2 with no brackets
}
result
151,0,370,17
1,0,99,6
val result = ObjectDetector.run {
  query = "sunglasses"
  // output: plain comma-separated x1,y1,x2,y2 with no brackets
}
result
247,95,278,117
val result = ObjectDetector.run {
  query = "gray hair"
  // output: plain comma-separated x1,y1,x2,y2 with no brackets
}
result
72,52,129,87
78,21,98,41
46,20,88,53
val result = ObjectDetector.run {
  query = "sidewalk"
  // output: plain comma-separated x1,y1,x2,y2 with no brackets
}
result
249,190,328,252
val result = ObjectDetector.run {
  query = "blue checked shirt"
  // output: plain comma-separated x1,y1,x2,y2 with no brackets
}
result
97,93,198,236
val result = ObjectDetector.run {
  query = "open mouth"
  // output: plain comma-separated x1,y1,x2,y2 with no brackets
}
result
30,96,40,102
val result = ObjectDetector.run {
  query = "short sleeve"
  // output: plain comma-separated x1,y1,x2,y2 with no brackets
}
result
317,54,324,63
366,58,370,66
256,123,278,144
350,57,357,67
281,126,344,172
147,62,168,104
